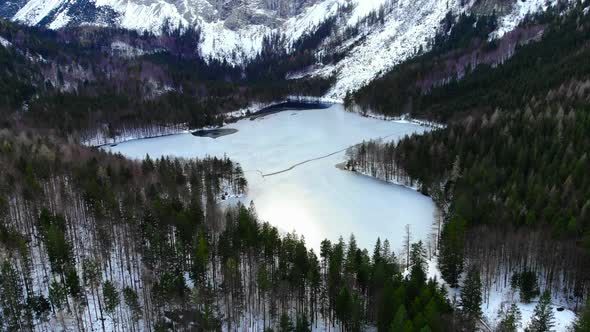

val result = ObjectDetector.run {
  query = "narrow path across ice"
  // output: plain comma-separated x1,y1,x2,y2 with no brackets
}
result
106,105,434,252
262,130,405,177
263,148,348,177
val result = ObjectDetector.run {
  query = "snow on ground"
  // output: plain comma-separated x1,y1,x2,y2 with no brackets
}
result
317,0,462,99
494,0,559,38
48,8,71,29
197,20,269,64
106,104,435,252
110,40,150,58
425,257,577,332
483,287,577,332
283,0,342,44
11,0,555,95
13,0,66,26
347,0,389,25
0,36,12,48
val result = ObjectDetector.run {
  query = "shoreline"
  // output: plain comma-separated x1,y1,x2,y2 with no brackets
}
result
91,99,335,148
335,162,426,195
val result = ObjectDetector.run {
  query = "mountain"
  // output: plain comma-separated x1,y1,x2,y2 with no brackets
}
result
1,0,557,98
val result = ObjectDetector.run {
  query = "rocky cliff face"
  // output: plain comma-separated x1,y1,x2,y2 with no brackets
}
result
472,0,515,16
2,0,321,30
1,0,557,98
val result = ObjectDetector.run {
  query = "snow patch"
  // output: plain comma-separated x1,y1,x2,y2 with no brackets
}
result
110,40,148,58
483,287,576,332
318,0,462,98
48,7,71,29
13,0,65,26
425,256,577,332
10,0,558,95
494,0,558,38
347,0,390,25
0,36,12,48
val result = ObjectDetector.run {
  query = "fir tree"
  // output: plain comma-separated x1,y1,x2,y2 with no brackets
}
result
526,291,555,332
514,271,540,304
123,287,142,323
410,241,427,285
103,281,120,316
295,314,311,332
279,313,294,332
0,261,24,331
439,217,465,288
496,303,522,332
461,265,482,323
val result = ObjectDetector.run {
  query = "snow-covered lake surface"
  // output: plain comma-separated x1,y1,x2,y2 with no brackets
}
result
106,104,434,252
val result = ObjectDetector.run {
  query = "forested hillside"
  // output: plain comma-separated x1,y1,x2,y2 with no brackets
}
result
346,94,590,301
346,0,589,122
0,19,333,143
342,1,590,327
0,130,469,331
1,0,590,330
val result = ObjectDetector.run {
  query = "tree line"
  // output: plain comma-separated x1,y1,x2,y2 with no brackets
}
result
0,18,333,142
346,0,589,123
0,129,473,331
345,93,590,327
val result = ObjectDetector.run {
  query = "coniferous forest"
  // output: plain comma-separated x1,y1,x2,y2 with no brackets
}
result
1,0,590,331
343,2,590,330
0,130,462,331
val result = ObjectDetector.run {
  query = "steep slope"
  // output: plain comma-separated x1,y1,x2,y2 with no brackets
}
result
6,0,338,62
315,0,460,98
1,0,560,98
0,19,333,143
347,0,588,121
343,3,590,322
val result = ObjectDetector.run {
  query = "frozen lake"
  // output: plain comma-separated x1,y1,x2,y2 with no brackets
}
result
107,104,435,252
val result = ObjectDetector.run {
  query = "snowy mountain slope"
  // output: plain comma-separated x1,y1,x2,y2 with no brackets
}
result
315,0,462,98
6,0,339,61
309,0,564,98
2,0,559,97
493,0,557,37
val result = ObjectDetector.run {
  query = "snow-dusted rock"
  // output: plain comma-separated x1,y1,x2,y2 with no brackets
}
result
2,0,559,98
0,35,12,48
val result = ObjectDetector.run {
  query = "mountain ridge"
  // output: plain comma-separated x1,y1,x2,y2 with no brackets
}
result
1,0,558,98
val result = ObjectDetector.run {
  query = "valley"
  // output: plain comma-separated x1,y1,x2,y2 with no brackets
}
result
0,0,589,331
107,104,435,252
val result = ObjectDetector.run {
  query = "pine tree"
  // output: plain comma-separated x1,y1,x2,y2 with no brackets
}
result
514,271,539,304
526,290,554,332
391,305,408,331
103,281,120,317
279,313,294,332
496,303,522,332
123,287,142,323
48,280,67,311
335,285,352,329
346,234,358,275
0,261,24,331
192,233,209,284
410,241,427,284
26,294,51,323
295,314,311,332
439,216,465,287
257,265,271,330
461,265,482,323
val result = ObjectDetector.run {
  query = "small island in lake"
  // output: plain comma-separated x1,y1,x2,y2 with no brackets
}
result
192,128,238,138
